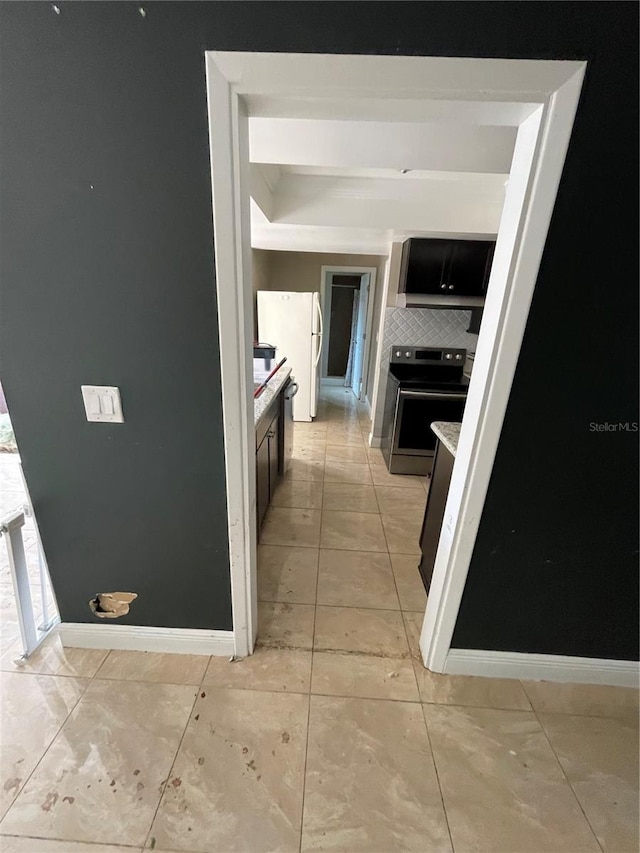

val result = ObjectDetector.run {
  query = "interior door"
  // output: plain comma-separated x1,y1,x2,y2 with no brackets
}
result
350,276,369,399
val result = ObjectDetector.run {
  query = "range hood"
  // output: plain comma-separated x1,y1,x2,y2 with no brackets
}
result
396,292,485,310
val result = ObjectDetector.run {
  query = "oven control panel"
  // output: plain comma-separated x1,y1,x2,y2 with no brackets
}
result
390,345,466,364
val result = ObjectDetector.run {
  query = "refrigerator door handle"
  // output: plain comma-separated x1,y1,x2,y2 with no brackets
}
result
315,293,324,338
313,294,324,368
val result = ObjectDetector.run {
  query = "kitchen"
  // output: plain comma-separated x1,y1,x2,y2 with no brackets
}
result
250,232,491,630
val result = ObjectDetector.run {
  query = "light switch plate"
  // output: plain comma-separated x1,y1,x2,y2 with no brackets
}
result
81,386,124,423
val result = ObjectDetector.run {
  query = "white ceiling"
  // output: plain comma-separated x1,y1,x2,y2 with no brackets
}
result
248,114,517,253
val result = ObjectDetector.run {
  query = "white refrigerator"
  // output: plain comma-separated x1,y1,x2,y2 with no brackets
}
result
257,291,323,422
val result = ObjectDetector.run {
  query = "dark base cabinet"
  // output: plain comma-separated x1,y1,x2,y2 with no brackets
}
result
256,378,295,535
418,441,455,592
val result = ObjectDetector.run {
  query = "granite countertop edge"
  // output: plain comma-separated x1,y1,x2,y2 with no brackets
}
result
254,366,292,426
431,421,461,458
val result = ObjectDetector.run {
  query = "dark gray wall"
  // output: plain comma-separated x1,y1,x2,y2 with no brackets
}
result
1,2,637,656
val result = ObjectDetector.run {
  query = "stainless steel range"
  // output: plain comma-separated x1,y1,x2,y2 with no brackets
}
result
381,346,468,476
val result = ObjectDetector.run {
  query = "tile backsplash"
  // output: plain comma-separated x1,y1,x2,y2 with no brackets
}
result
371,307,478,437
381,307,477,365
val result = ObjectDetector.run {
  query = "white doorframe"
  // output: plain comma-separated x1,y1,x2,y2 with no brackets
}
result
205,52,586,669
319,265,377,397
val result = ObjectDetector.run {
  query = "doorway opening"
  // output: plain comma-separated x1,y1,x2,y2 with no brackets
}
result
320,266,376,400
0,380,59,659
205,52,585,668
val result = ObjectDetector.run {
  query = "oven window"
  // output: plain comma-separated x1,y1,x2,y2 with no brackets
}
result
396,395,466,453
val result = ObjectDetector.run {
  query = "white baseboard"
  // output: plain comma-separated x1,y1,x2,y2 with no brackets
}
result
368,435,382,448
58,623,235,657
445,648,639,688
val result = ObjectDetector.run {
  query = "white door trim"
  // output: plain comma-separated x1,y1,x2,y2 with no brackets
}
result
205,59,257,659
319,264,377,396
205,52,587,672
420,68,586,672
445,649,640,688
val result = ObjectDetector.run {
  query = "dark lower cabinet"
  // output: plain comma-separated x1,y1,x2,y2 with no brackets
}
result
418,440,455,592
256,431,271,528
256,378,295,535
256,412,280,532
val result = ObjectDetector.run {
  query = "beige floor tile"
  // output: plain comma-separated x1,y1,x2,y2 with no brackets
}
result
150,687,309,853
320,511,387,552
293,423,327,438
322,483,378,513
311,652,419,702
0,673,87,820
375,485,427,515
323,430,364,447
0,840,138,853
260,507,321,548
1,680,197,847
403,611,425,661
314,606,409,658
325,444,368,464
286,459,324,483
0,634,108,678
258,545,319,604
416,668,532,711
302,695,451,851
522,680,640,721
271,477,323,509
323,461,373,485
425,704,601,853
258,602,315,650
390,554,427,611
292,443,326,462
369,464,425,489
381,511,422,555
316,549,399,609
365,446,386,466
540,713,639,852
96,650,209,685
204,645,312,694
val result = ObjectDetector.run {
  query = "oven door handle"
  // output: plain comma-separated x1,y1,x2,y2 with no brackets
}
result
399,389,467,401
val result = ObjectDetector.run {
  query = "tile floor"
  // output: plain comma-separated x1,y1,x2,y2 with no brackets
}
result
0,387,638,852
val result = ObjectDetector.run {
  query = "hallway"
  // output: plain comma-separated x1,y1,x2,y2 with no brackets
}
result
0,387,637,852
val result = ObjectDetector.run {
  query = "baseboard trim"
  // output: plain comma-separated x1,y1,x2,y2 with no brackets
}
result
58,623,235,657
368,435,382,448
445,648,639,688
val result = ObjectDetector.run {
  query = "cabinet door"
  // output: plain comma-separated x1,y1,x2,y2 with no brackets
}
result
268,414,280,499
445,241,495,297
256,436,270,529
403,239,450,295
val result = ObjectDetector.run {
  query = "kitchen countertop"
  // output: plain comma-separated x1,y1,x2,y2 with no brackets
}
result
254,365,292,426
431,421,461,458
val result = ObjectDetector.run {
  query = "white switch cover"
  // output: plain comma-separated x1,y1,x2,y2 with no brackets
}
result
81,386,124,423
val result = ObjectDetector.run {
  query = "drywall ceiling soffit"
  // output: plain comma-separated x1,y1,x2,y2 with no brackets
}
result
249,119,516,174
244,96,539,125
250,223,498,255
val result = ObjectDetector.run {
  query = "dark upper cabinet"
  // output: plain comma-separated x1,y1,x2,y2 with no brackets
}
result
402,238,451,295
399,238,495,304
447,241,495,297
